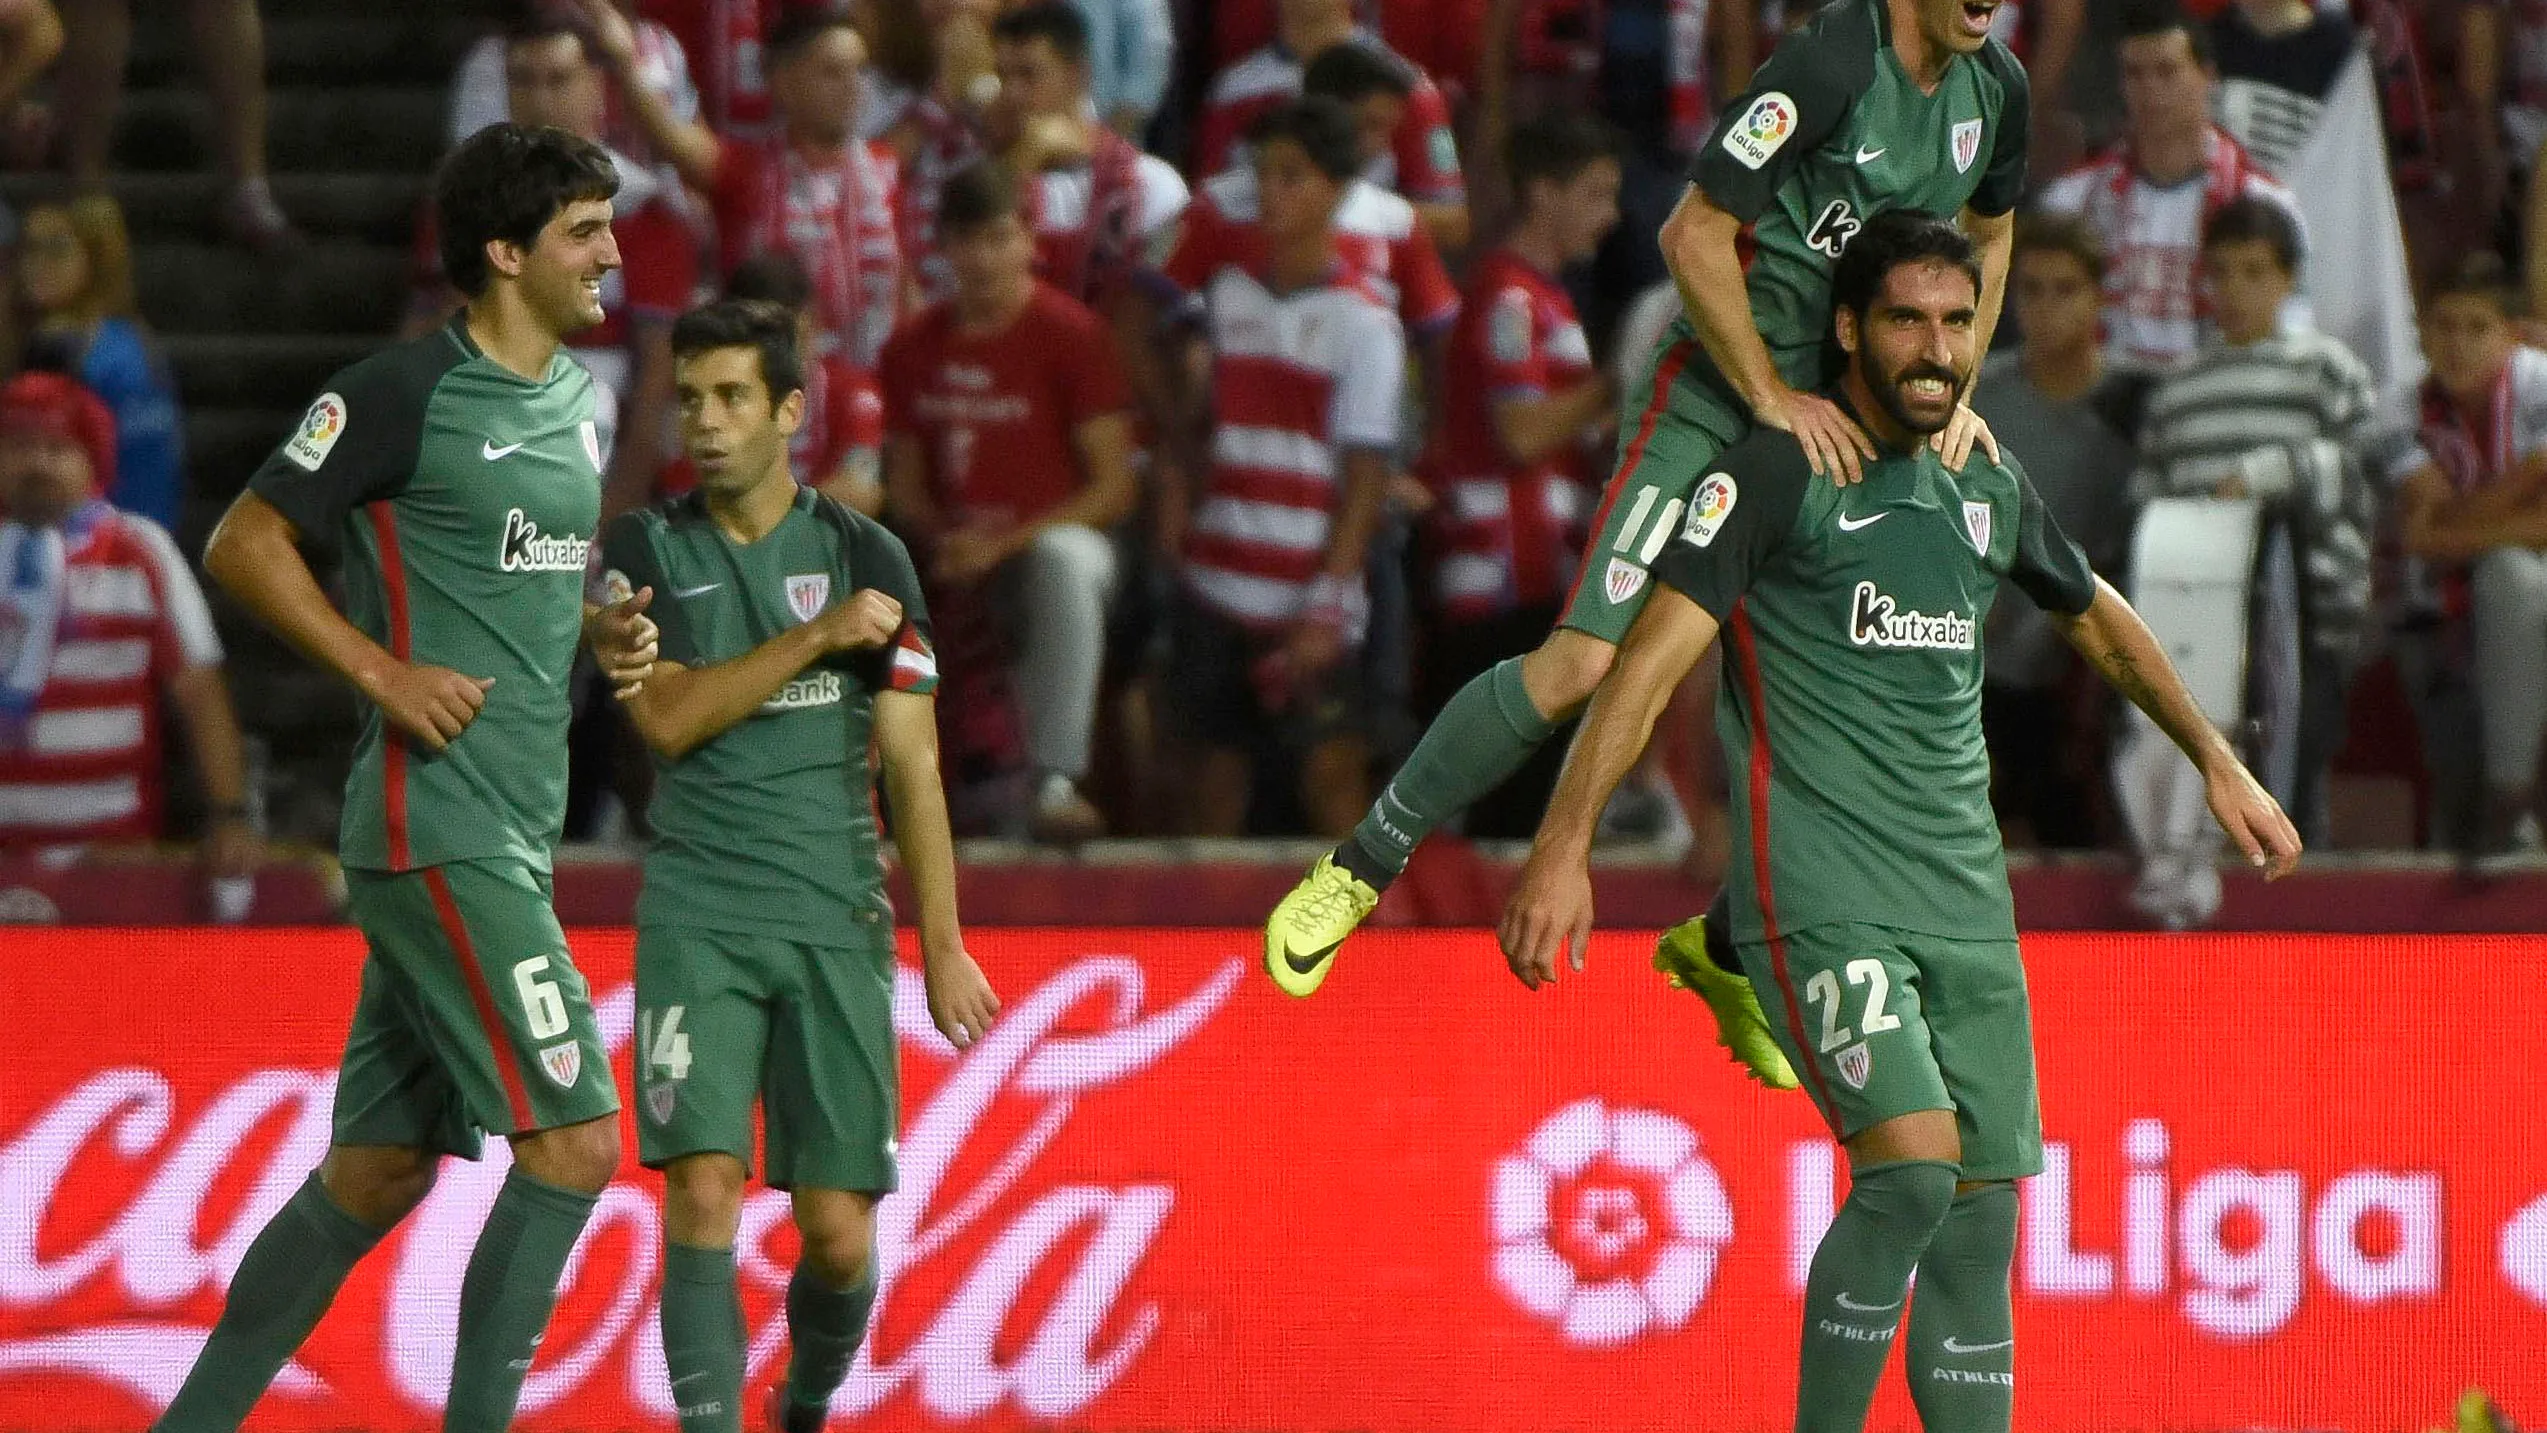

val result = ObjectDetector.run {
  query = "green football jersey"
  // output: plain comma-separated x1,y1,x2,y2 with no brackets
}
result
1649,406,2095,945
598,488,939,944
1677,0,2028,400
248,317,604,873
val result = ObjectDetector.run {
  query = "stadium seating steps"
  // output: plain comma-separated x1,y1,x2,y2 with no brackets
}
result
2,0,510,837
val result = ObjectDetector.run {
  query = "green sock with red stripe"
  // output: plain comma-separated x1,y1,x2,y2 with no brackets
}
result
444,1168,599,1433
1341,658,1556,886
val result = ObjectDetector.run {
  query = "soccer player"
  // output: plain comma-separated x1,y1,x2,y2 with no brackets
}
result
158,122,660,1433
602,298,998,1433
1500,211,2301,1433
1268,0,2031,1048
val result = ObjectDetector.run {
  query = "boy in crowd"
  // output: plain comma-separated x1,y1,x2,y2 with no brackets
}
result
2117,195,2375,925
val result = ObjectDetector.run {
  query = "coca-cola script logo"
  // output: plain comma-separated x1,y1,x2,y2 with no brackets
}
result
0,953,1244,1420
1488,1098,1733,1346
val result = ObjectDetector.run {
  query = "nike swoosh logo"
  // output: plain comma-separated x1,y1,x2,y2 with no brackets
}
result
482,440,524,461
1282,940,1341,976
673,583,721,599
1834,1291,1904,1313
1855,145,1886,163
1836,511,1889,532
1940,1335,2016,1354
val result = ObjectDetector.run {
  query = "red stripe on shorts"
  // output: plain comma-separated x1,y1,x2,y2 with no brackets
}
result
1731,604,1842,1127
367,501,413,870
1562,338,1695,616
423,866,534,1130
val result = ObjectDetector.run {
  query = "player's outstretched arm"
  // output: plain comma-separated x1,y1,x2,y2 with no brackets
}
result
875,688,999,1050
1500,587,1723,988
2053,577,2303,879
203,491,492,753
618,588,902,759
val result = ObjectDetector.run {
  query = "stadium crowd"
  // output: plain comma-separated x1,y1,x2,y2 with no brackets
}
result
0,0,2543,929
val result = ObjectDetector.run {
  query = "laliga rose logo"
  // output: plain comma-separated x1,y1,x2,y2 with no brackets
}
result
1489,1098,1733,1346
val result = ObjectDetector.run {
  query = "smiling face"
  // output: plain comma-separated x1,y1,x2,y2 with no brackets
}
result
505,195,621,337
1838,257,1980,438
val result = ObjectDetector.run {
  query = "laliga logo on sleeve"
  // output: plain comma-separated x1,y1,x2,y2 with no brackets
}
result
1721,92,1796,171
283,392,347,471
1490,1098,1734,1346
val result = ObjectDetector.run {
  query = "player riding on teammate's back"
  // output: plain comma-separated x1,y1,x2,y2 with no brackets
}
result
1501,210,2302,1433
1267,0,2031,1051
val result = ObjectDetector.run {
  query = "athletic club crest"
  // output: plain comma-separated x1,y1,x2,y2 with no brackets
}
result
579,419,603,473
1950,118,1984,174
1605,557,1647,605
538,1041,583,1089
1962,500,1992,555
646,1080,677,1124
1837,1041,1872,1091
786,573,831,623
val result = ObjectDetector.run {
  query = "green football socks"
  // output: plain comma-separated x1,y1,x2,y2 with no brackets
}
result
151,1172,389,1432
781,1257,878,1424
443,1168,599,1433
1794,1159,1959,1433
661,1241,746,1433
1340,657,1559,885
1907,1182,2020,1432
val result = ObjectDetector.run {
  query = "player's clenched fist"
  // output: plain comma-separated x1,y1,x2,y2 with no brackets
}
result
586,586,659,696
812,588,904,653
368,662,494,751
923,946,1000,1050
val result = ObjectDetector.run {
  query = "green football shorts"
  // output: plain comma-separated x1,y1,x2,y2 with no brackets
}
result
634,925,901,1194
1559,335,1754,644
1738,921,2044,1182
335,859,620,1157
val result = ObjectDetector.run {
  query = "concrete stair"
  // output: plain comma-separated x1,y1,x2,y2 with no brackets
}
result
0,0,508,840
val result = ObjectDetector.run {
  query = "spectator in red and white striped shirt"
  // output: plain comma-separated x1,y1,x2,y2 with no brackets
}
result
0,373,254,877
1161,98,1406,836
1195,0,1469,250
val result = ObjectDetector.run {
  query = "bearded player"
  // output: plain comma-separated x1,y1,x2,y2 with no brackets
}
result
1267,0,2032,1083
601,298,998,1433
161,123,658,1432
1502,211,2300,1432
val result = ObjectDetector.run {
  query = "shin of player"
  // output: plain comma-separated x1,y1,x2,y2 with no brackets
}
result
605,299,999,1433
1267,0,2031,1001
163,124,655,1433
1501,213,2300,1433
